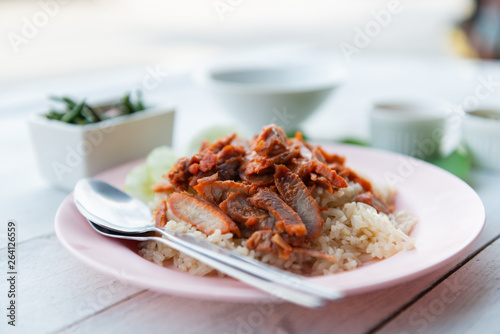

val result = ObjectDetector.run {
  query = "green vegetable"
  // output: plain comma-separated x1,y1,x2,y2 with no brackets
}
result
135,91,146,111
50,96,77,108
45,91,147,125
337,138,370,146
122,93,135,115
146,146,179,182
428,146,471,180
83,105,101,122
45,110,64,120
124,164,154,204
124,146,179,203
334,137,470,179
121,91,146,115
60,100,85,123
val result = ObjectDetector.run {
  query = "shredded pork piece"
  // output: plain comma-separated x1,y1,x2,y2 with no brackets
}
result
194,180,255,204
155,200,168,228
249,189,307,238
167,193,241,237
355,191,394,215
274,165,324,241
246,230,274,253
219,192,275,238
252,125,289,156
292,247,338,261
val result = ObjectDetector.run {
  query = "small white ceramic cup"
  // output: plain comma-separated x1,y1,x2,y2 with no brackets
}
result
370,100,449,160
463,108,500,171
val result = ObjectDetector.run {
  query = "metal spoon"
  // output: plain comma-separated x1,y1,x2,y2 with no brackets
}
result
86,219,326,307
74,179,344,306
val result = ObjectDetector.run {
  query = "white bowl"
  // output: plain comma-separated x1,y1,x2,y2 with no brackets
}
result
370,100,450,160
28,104,175,191
195,63,345,133
463,108,500,171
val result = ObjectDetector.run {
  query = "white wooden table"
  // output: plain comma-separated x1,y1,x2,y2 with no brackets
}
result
1,56,499,334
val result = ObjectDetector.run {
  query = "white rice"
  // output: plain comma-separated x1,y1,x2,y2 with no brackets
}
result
138,181,417,276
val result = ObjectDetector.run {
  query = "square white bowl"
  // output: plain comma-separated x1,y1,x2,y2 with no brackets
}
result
28,105,175,191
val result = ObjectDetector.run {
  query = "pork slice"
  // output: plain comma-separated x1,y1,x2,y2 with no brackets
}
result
219,192,275,238
216,144,246,160
238,168,275,187
313,146,345,165
196,173,219,184
314,161,348,189
245,230,274,253
291,131,314,150
205,133,237,153
152,182,174,194
271,233,294,259
251,124,289,156
288,158,347,193
288,159,316,178
194,180,254,204
243,147,299,175
199,150,217,172
312,175,334,194
154,199,168,228
167,157,191,191
274,165,324,241
336,166,373,192
245,231,294,260
248,189,307,237
216,145,245,180
292,247,338,261
355,191,394,215
217,156,242,181
167,193,241,237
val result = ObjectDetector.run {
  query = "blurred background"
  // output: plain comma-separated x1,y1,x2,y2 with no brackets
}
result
2,0,499,155
0,0,475,83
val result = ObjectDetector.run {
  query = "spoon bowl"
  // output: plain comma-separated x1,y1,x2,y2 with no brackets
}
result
74,179,154,233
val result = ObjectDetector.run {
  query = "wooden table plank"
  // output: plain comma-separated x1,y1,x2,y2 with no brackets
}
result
377,236,500,334
55,261,465,334
365,168,500,333
0,236,143,334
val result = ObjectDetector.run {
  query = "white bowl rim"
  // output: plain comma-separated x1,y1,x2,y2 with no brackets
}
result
464,108,500,126
193,63,347,94
370,98,453,122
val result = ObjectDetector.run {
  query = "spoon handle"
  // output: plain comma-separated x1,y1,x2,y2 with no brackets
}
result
154,227,343,300
150,236,325,308
87,220,324,307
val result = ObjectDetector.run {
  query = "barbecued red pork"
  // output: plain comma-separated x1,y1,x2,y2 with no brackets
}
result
355,191,394,215
167,193,241,237
194,180,255,204
156,124,386,261
249,188,307,238
274,165,324,241
219,192,275,237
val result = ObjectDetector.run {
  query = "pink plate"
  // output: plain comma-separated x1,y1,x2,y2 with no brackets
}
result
55,143,485,302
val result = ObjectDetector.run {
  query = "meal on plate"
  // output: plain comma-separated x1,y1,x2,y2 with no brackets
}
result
138,124,417,276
